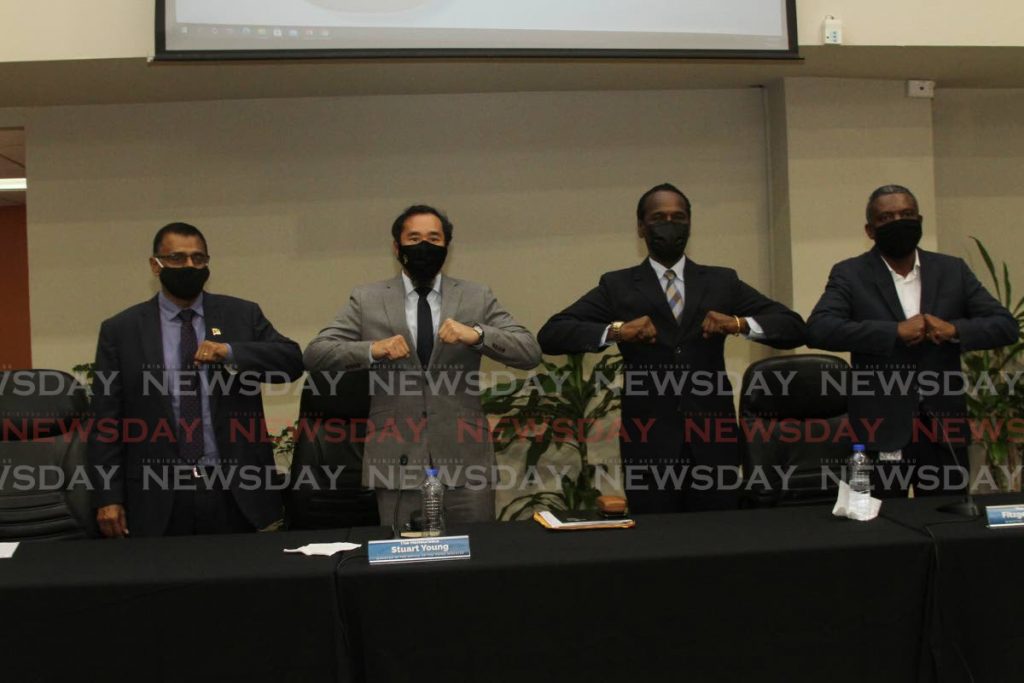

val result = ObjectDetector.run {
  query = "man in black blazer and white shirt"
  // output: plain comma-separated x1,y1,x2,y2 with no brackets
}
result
89,223,303,537
807,184,1018,497
538,183,806,513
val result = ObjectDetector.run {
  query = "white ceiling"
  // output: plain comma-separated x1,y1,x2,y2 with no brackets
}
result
0,128,25,208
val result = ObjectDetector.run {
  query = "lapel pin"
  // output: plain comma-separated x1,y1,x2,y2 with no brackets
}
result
211,328,222,336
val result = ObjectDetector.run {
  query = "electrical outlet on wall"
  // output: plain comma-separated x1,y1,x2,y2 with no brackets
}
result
823,16,842,45
907,80,936,99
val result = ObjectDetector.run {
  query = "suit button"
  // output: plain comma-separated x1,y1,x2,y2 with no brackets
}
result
400,455,408,466
675,346,683,353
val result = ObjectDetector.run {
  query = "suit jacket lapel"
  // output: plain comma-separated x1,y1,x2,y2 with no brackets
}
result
677,259,709,337
918,250,940,316
141,296,176,425
867,250,908,321
383,276,415,347
432,276,462,366
201,293,222,417
632,262,678,331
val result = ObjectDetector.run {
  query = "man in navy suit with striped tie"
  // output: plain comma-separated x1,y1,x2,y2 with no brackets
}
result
538,183,806,513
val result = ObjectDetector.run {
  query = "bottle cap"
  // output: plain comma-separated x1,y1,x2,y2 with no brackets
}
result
426,467,439,477
852,444,866,452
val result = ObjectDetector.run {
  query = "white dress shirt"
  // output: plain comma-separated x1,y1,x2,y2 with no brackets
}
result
402,272,441,346
881,250,922,318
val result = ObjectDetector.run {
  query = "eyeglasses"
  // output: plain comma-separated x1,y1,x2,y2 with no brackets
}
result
154,252,210,267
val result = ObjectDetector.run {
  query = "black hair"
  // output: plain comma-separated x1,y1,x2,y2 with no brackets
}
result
390,205,454,244
152,222,208,255
636,183,692,222
865,185,918,222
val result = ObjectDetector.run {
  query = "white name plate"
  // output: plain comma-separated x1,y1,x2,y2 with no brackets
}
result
368,535,471,565
985,504,1024,528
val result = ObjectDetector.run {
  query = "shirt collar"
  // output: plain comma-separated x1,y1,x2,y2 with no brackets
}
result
648,255,687,282
401,272,442,297
158,290,204,321
880,250,921,280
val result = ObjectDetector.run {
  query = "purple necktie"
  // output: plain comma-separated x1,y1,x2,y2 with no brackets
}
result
177,309,204,463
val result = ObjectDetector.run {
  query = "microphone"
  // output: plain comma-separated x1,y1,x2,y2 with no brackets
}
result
390,487,404,539
921,407,979,517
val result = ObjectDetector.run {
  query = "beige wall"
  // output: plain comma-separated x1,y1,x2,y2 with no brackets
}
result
22,88,772,427
0,1,151,63
797,0,1024,46
934,89,1024,293
771,78,938,318
3,1,1024,64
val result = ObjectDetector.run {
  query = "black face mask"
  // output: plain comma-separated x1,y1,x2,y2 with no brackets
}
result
644,221,690,265
397,241,448,285
873,218,922,259
159,266,210,300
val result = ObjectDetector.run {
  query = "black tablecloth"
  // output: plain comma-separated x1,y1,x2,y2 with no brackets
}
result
0,529,354,683
336,507,934,683
881,493,1024,683
3,499,1018,683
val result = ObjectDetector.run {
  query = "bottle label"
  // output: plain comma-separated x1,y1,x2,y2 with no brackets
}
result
368,535,471,565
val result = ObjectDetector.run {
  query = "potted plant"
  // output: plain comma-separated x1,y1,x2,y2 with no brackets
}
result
963,237,1024,492
481,353,623,519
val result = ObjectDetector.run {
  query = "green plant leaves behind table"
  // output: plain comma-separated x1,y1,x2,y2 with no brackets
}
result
964,237,1024,491
481,353,624,520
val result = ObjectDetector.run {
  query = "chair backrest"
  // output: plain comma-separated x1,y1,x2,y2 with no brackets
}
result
0,369,96,540
738,354,851,508
283,370,379,529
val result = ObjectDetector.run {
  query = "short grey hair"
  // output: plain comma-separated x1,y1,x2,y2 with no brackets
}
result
866,184,918,221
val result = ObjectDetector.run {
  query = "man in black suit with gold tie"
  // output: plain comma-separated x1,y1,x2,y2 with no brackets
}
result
538,183,806,513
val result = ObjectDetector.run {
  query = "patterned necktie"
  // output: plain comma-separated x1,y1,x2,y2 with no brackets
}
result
415,286,434,368
664,269,684,322
177,309,204,462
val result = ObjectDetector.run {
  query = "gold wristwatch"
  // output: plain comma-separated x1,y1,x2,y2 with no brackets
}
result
609,321,624,342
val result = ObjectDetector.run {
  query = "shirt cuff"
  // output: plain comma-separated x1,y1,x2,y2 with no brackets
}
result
745,318,766,340
599,325,612,348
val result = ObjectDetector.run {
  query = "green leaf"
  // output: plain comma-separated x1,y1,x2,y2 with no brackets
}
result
524,428,554,471
988,440,1010,466
1004,262,1013,310
971,236,1001,299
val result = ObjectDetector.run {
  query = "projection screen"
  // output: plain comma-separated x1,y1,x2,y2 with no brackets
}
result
155,0,799,60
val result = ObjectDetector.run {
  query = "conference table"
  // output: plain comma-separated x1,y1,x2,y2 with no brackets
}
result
0,496,1020,683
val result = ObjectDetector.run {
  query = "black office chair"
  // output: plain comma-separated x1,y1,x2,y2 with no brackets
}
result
0,369,96,540
283,370,380,529
739,354,852,508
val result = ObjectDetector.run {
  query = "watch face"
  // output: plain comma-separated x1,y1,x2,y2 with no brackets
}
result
305,0,431,12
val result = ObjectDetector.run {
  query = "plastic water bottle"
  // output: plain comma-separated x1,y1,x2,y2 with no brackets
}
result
421,468,444,537
848,444,871,517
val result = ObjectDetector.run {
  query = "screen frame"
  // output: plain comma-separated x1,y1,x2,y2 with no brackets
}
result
154,0,800,62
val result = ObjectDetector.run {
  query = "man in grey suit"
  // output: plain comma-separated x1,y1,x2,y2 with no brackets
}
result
304,205,542,526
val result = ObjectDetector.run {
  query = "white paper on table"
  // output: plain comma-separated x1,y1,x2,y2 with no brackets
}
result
283,542,361,557
832,481,882,521
0,542,19,559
